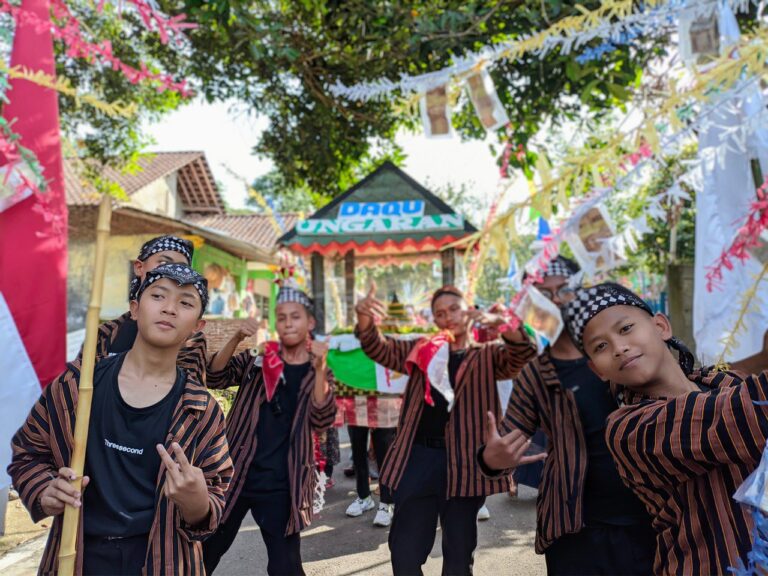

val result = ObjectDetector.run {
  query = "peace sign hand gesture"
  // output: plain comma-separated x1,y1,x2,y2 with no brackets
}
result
156,442,210,526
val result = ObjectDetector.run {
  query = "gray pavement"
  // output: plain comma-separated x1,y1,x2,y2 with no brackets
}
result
215,436,545,576
1,438,545,576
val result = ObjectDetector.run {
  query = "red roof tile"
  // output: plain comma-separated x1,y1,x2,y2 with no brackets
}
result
64,152,223,213
187,213,301,251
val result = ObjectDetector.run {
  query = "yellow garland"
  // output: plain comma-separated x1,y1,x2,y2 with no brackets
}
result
1,63,137,118
248,185,284,236
474,27,768,267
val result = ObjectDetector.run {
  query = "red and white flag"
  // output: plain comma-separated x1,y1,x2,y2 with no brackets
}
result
406,332,455,410
0,0,68,388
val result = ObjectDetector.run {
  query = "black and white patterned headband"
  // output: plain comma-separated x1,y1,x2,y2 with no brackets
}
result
135,263,209,316
277,286,314,314
564,282,653,352
137,235,194,263
129,236,194,301
564,282,695,375
544,256,580,279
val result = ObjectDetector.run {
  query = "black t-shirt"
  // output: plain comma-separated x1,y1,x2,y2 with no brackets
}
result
414,350,465,441
109,317,139,354
550,355,649,526
244,361,309,495
83,353,183,537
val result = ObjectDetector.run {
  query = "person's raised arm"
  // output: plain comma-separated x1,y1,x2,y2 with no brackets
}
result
354,282,416,373
207,318,260,389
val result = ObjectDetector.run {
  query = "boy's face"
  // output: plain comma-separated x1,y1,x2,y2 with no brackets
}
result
582,305,673,388
276,302,315,348
133,250,189,283
432,294,469,339
533,275,577,308
130,278,205,348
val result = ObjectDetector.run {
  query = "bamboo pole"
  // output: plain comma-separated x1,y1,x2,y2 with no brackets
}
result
58,194,112,576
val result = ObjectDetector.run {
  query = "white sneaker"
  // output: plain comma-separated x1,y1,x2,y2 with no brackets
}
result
373,503,393,527
346,495,376,517
477,504,490,521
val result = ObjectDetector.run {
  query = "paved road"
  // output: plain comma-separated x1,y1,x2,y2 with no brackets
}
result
3,438,546,576
216,437,545,576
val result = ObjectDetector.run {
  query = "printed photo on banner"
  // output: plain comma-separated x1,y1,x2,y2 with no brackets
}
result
466,70,509,132
566,205,623,277
420,85,452,138
514,285,564,345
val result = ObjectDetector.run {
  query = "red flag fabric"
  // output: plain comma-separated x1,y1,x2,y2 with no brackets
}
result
262,341,284,401
0,0,67,387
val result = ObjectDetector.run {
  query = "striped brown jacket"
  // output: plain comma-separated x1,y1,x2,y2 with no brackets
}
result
8,358,233,576
207,349,336,535
606,368,768,575
497,351,589,553
356,324,536,497
75,311,208,384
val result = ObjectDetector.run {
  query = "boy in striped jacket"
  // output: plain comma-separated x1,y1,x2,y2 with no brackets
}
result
563,282,768,575
479,257,655,575
202,279,336,576
354,283,535,575
9,264,232,575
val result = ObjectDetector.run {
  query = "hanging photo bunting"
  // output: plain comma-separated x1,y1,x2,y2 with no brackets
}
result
514,285,564,344
564,204,624,277
466,69,509,132
679,6,720,65
420,85,452,139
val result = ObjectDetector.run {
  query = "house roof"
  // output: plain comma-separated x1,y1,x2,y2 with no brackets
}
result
187,213,301,251
64,152,224,214
278,161,477,257
64,154,277,263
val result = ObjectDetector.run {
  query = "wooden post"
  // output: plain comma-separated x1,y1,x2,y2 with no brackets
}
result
344,251,355,327
441,248,456,287
751,158,764,191
311,252,325,333
58,194,112,576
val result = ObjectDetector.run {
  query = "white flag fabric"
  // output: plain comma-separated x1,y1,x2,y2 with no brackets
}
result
693,85,768,363
0,292,42,489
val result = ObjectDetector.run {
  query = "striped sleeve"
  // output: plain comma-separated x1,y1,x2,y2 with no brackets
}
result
206,350,251,390
177,331,208,384
490,335,537,381
607,372,768,488
75,318,117,366
180,396,233,540
8,369,76,523
310,370,337,432
501,363,541,437
355,324,417,374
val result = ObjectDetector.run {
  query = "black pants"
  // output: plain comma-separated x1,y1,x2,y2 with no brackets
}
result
389,444,485,576
348,424,396,503
544,522,657,576
82,534,148,576
203,491,304,576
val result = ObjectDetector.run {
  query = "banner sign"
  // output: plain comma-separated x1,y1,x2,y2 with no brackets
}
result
339,200,425,218
297,214,464,235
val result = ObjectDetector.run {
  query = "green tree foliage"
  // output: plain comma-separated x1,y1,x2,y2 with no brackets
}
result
612,146,697,277
160,0,662,198
51,2,186,176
